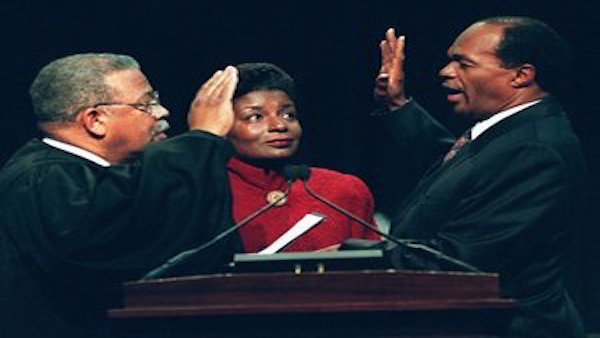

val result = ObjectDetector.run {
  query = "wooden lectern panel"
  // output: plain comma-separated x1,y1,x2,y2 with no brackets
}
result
110,270,514,337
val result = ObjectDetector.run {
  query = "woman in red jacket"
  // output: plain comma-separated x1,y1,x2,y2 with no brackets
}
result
227,62,379,253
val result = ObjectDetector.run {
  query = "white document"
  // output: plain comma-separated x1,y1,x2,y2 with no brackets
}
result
258,212,325,254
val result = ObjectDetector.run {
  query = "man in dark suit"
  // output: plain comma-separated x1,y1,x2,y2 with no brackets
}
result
370,17,588,337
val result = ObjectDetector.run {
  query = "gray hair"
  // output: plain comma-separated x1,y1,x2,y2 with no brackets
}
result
29,53,140,122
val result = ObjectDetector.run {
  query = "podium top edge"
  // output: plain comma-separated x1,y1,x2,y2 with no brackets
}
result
129,268,498,285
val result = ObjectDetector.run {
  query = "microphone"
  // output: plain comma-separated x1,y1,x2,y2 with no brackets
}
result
289,164,481,273
140,165,306,280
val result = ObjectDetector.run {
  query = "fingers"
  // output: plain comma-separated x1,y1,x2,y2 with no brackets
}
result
375,73,389,85
188,66,239,136
376,28,399,102
374,28,409,110
379,40,390,73
194,66,238,103
213,66,239,101
388,35,405,86
195,69,225,101
385,28,397,51
373,73,389,101
379,28,396,74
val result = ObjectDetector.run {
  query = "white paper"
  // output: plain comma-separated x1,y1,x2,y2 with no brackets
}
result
258,213,325,254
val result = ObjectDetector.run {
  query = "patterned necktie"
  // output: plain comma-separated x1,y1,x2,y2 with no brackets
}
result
442,129,472,164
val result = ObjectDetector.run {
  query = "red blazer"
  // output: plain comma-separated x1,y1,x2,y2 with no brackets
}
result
227,157,379,252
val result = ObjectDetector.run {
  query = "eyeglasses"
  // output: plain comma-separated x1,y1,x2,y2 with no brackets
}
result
92,90,166,118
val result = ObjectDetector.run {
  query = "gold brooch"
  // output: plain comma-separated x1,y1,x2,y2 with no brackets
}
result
266,190,287,207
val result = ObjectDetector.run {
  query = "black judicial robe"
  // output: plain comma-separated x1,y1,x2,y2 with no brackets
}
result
0,131,240,338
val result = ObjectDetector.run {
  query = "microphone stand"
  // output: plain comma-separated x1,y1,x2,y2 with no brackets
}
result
301,179,481,273
140,182,292,281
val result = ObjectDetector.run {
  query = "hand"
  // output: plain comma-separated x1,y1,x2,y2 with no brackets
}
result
374,28,409,111
187,66,239,136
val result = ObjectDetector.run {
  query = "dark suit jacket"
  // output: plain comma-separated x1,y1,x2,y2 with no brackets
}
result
381,97,587,337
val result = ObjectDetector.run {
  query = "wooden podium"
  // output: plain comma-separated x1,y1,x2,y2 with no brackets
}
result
109,269,515,337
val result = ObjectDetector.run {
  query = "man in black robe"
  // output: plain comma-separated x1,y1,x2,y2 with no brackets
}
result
0,54,241,338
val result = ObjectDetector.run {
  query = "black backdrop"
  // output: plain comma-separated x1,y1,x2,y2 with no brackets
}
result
2,0,599,331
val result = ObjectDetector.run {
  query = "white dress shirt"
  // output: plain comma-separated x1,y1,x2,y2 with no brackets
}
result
42,138,111,167
471,100,541,140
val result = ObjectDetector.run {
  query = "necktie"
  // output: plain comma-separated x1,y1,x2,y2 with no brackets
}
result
442,129,472,164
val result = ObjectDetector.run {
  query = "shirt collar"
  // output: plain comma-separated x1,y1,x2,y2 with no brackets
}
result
42,138,111,167
471,100,541,140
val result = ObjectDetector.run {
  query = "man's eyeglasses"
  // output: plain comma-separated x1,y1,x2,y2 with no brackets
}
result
92,90,166,118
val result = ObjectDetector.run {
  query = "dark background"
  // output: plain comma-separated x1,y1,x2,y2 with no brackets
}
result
2,0,599,331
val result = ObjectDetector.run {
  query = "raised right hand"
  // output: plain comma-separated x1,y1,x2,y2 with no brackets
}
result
374,28,410,111
187,66,239,136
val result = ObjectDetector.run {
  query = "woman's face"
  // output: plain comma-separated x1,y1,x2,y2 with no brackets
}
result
228,90,302,160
